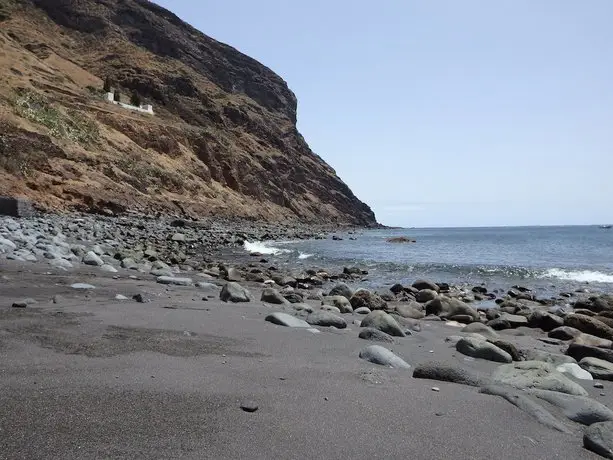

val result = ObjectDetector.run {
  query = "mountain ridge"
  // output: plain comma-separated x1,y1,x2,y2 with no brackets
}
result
0,0,378,226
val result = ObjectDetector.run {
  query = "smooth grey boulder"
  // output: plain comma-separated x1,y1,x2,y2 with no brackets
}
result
323,295,353,313
425,296,479,322
567,344,613,364
548,326,582,341
354,306,372,315
413,361,484,386
306,311,347,329
70,283,95,290
360,310,405,337
488,339,521,361
359,345,410,369
456,337,512,363
500,313,529,328
522,349,577,366
584,422,613,459
220,282,251,303
461,322,499,339
573,333,613,349
415,289,438,303
350,289,387,311
528,310,564,332
565,314,613,341
100,264,118,273
528,388,613,425
556,363,593,381
358,328,395,343
580,357,613,381
265,312,310,328
480,385,571,433
156,276,192,286
328,283,353,300
412,279,439,292
395,302,425,319
490,361,588,396
261,288,287,305
83,251,104,266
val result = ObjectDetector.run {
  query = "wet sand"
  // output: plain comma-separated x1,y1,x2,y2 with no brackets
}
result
0,261,606,459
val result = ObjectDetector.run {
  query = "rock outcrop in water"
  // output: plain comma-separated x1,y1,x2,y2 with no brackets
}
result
0,0,376,225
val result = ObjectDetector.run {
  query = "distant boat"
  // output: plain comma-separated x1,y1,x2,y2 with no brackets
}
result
600,225,612,229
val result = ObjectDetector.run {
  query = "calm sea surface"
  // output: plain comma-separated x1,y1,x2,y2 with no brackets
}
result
244,226,613,296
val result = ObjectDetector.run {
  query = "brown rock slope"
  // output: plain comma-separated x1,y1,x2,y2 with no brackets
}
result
0,0,377,225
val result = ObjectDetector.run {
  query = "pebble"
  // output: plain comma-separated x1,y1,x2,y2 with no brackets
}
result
240,401,259,413
432,387,440,392
115,294,129,300
595,383,605,389
70,283,96,290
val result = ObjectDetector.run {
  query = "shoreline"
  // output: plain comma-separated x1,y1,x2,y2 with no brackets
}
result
2,213,613,458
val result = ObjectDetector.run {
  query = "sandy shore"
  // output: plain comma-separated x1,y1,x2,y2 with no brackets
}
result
0,259,607,459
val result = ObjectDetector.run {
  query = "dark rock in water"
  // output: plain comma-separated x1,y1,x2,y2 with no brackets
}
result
567,344,613,364
528,389,613,425
386,236,416,243
456,337,512,363
479,385,571,434
220,282,251,303
358,328,394,343
472,286,488,294
350,289,387,311
360,310,405,337
425,296,479,322
260,288,287,305
584,421,613,459
564,314,613,340
580,358,613,381
412,279,439,292
343,266,364,276
328,283,353,300
548,326,582,341
390,283,405,295
306,311,347,329
359,345,410,369
412,361,483,387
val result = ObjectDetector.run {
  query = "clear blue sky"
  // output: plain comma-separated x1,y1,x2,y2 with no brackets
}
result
156,0,612,227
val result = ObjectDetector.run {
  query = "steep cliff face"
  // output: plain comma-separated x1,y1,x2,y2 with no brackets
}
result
0,0,377,225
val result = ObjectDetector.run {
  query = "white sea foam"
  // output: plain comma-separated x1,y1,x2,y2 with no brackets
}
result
540,268,613,284
243,241,291,256
298,252,314,260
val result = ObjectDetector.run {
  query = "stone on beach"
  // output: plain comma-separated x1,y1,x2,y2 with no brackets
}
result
412,361,483,387
567,344,613,364
260,288,287,305
360,310,405,337
70,283,96,290
415,289,438,303
580,357,613,381
555,363,593,381
490,360,589,396
306,311,347,329
584,422,613,459
528,389,613,425
359,345,410,369
564,314,613,341
394,302,425,319
412,279,439,292
220,282,251,303
156,276,192,286
323,295,353,313
83,251,104,266
425,296,479,322
349,289,387,311
461,322,499,339
328,283,353,300
265,312,310,328
455,336,512,363
358,328,395,343
548,326,582,341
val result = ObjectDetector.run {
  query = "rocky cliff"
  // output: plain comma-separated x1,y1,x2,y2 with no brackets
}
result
0,0,377,225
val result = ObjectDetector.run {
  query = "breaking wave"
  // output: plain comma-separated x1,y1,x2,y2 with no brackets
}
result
243,241,291,256
539,268,613,284
298,252,314,260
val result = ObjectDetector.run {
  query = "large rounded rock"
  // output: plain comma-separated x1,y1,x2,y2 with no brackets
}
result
358,328,394,343
500,313,529,328
425,296,479,322
548,326,582,341
395,302,425,319
328,283,353,300
567,344,613,364
573,333,613,348
488,339,521,361
580,357,613,381
461,322,499,339
456,337,512,363
265,312,310,328
83,251,104,266
490,360,588,396
522,349,576,366
412,361,483,386
360,310,405,337
528,389,613,425
564,314,613,340
359,345,410,369
584,421,613,459
261,288,287,305
220,282,251,303
412,279,439,292
306,311,347,329
415,289,438,303
323,295,353,313
350,289,387,311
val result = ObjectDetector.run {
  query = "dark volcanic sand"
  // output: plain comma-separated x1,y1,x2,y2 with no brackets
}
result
0,261,606,459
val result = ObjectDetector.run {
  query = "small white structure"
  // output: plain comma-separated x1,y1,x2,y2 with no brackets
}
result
105,92,154,115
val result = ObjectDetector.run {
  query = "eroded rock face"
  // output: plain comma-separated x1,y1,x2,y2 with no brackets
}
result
1,0,377,226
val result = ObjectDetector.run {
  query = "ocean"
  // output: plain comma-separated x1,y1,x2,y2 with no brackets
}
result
243,226,613,297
